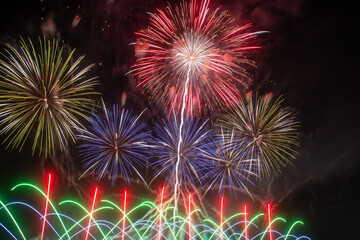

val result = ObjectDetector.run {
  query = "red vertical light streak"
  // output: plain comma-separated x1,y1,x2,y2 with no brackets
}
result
122,190,127,240
85,187,98,240
158,186,165,240
267,203,272,240
188,194,192,240
41,173,52,240
243,205,248,240
220,196,224,240
190,0,196,28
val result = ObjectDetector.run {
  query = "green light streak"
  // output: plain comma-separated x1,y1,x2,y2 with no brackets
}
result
58,200,110,239
285,220,304,240
0,200,26,240
260,217,286,240
11,182,70,239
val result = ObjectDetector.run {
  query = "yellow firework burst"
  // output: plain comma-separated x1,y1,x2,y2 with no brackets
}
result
0,37,99,156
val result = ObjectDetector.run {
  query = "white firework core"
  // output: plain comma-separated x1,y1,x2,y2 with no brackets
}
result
170,32,217,79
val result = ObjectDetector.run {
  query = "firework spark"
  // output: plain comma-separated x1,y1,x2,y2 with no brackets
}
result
202,127,258,197
217,93,300,177
77,100,150,185
0,37,98,156
129,0,266,115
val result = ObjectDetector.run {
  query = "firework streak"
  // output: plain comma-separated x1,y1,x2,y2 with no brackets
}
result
0,175,311,239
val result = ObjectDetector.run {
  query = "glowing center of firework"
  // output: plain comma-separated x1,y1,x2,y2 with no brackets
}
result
172,33,213,76
43,98,47,102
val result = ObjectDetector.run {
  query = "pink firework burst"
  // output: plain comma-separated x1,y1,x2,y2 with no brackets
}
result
129,0,266,116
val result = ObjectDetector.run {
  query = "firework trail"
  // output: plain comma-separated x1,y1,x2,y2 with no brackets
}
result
77,100,151,185
129,0,266,116
217,93,300,177
174,67,192,222
0,36,98,156
202,127,258,198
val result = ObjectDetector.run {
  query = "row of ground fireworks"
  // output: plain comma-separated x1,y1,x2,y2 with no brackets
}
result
0,174,310,240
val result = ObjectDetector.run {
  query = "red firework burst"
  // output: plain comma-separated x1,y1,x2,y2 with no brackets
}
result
129,0,266,115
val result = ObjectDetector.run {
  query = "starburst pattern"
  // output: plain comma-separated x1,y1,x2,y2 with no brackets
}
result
217,93,300,177
0,37,98,156
77,101,151,185
129,0,266,115
202,127,258,197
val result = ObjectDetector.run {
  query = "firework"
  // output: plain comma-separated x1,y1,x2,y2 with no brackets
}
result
202,127,258,197
129,0,266,116
77,100,150,185
217,93,300,177
0,37,98,156
151,113,214,197
0,177,311,240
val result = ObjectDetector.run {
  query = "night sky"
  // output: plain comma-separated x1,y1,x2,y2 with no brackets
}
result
0,0,359,239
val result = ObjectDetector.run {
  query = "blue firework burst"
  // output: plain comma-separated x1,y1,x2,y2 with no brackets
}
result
151,114,214,194
77,101,151,185
202,127,258,197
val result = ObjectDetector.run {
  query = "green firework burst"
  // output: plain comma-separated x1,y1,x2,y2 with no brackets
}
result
217,93,300,177
0,37,99,156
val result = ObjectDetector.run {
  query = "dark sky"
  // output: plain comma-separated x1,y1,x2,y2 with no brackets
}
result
0,0,359,239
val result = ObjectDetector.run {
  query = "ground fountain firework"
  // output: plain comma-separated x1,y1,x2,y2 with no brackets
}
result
0,175,311,240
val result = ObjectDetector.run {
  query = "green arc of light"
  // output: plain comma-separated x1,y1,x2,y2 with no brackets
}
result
11,182,71,239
